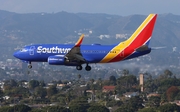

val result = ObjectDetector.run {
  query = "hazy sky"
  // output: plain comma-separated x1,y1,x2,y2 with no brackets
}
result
0,0,180,16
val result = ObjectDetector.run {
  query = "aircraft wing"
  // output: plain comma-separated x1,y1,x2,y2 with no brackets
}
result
65,34,86,63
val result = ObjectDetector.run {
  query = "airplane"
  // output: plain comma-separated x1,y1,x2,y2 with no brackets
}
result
13,14,157,71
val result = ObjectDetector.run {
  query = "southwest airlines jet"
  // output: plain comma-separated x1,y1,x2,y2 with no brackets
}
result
13,14,157,71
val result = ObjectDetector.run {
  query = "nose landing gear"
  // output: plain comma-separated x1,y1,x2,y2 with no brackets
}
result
27,61,32,69
27,62,32,74
28,64,32,69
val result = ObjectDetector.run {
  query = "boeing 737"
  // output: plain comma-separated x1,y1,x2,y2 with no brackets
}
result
13,14,157,71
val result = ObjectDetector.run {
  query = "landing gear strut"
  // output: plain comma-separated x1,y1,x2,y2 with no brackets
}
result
27,62,32,74
27,62,32,69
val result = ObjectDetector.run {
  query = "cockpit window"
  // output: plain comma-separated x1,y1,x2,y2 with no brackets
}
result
20,48,28,52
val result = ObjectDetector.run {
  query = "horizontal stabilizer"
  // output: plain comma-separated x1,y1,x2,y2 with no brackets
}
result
151,46,166,50
136,45,149,52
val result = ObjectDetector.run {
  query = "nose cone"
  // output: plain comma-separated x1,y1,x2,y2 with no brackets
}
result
13,51,19,58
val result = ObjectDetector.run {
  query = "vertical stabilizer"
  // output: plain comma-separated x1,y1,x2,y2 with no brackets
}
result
121,14,157,47
100,14,157,63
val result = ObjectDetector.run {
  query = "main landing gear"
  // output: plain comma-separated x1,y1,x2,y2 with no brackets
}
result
76,64,91,71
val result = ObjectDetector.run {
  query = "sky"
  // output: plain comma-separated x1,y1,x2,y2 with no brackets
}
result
0,0,180,16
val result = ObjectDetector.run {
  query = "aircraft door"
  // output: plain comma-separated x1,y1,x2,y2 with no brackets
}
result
120,50,124,57
29,46,35,55
120,42,125,58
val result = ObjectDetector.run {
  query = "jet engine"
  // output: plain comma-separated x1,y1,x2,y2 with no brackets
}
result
48,55,65,65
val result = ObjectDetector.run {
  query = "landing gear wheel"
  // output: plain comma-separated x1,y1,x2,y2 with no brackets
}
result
85,65,91,71
28,64,32,69
76,65,82,70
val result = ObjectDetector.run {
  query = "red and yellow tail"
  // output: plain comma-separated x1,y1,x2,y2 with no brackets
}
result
122,14,157,48
100,14,157,63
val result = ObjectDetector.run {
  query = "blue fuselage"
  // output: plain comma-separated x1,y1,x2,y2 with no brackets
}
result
14,44,151,65
14,44,112,63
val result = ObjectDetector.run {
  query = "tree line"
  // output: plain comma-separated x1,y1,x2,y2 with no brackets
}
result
0,69,180,111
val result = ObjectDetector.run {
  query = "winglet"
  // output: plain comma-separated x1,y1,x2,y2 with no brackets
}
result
75,34,84,47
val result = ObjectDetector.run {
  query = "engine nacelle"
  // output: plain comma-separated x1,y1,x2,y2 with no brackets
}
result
48,55,65,65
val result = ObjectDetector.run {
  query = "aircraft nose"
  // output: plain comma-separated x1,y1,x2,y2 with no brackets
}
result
13,52,19,58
